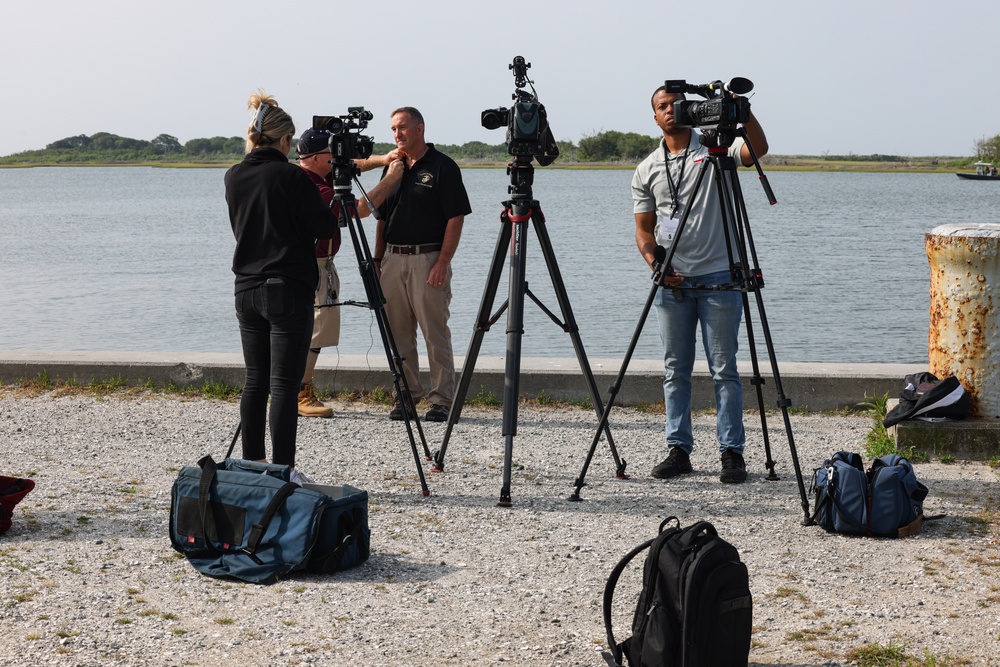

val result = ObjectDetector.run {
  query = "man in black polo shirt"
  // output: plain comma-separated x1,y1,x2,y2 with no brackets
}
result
358,107,472,422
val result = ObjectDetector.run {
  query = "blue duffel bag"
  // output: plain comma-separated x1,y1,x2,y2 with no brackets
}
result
299,481,370,575
810,451,928,538
169,456,368,584
867,454,928,536
811,451,868,534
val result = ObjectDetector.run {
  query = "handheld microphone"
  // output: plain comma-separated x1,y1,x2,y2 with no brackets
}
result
652,245,667,271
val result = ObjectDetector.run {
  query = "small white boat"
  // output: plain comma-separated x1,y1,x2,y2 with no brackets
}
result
956,161,1000,180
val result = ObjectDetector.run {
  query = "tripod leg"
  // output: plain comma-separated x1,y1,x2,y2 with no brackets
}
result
750,285,812,523
708,164,779,480
738,290,778,478
529,208,625,478
716,158,811,522
498,206,531,507
570,282,659,500
434,216,512,472
341,200,430,496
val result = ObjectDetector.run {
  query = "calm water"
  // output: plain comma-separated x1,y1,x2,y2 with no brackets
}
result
1,166,996,363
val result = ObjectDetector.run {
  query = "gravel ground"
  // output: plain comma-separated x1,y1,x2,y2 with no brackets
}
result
1,390,998,666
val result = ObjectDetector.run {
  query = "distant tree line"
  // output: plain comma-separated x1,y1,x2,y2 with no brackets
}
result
5,130,989,167
974,134,1000,164
0,130,667,165
817,153,910,162
1,132,246,164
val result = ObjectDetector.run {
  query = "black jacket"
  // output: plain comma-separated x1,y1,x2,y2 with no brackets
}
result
225,147,337,295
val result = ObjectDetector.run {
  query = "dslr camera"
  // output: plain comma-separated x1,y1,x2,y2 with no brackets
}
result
481,56,559,167
312,107,375,162
664,77,753,130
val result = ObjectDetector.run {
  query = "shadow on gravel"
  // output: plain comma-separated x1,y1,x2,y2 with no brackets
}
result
295,552,459,584
379,469,996,547
5,506,166,544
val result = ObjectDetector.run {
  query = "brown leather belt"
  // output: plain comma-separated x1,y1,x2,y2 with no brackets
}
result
387,243,442,255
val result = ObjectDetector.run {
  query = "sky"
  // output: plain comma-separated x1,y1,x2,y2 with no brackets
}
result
3,0,998,158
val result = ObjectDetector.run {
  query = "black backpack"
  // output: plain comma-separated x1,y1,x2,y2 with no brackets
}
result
603,517,753,667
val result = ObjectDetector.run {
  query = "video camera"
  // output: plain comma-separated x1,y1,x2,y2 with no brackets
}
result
312,107,375,163
481,56,559,167
664,77,753,130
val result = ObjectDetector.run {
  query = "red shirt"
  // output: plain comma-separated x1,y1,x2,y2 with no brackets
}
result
301,166,342,257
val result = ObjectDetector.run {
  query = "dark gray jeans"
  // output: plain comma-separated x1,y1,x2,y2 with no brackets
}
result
235,279,313,466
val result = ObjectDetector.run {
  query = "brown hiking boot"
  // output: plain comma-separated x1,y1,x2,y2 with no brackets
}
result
298,381,333,418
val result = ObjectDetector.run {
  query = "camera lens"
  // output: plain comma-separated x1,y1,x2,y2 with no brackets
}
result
481,108,509,131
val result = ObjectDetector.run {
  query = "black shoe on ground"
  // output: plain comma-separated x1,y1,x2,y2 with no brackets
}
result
424,404,449,422
720,449,747,484
651,448,692,479
389,402,410,421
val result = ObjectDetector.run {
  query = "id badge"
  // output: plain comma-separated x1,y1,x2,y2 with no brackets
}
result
657,216,680,245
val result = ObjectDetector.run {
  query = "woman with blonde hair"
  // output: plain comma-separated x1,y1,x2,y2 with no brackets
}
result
224,90,337,477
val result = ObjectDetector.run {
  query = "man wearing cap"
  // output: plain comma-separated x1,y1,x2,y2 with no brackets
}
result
295,128,401,417
357,107,472,422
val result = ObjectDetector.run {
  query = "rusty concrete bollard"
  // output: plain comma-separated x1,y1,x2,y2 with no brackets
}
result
926,223,1000,418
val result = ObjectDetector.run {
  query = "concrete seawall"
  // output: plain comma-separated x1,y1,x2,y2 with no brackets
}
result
0,350,924,412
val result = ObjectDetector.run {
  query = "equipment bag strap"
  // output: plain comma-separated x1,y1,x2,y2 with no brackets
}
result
195,455,298,563
224,423,242,459
196,455,222,553
602,516,682,666
807,484,832,527
312,506,365,572
808,481,867,533
243,481,299,564
602,537,655,667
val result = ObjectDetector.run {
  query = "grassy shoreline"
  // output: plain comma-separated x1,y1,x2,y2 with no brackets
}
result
0,159,974,173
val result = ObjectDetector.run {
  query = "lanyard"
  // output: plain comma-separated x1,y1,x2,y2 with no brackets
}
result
662,142,689,218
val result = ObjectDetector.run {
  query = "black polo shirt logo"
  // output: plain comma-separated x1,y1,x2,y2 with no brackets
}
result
416,171,434,188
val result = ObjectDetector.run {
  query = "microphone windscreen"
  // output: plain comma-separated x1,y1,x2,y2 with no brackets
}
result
727,77,753,95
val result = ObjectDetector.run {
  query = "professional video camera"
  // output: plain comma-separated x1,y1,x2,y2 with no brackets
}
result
312,107,375,163
481,56,559,167
664,77,753,147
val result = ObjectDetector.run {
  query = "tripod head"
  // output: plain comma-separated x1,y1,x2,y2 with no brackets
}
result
481,56,559,168
313,108,375,193
507,156,534,201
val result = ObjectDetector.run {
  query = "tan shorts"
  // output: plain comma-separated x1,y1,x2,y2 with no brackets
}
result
311,258,340,348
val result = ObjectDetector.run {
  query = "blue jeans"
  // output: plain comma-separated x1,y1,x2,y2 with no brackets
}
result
235,280,313,466
653,271,745,455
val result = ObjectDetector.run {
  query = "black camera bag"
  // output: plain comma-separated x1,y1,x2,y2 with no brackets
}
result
602,517,752,667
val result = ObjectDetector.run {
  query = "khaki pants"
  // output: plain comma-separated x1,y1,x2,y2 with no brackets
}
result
311,258,340,348
379,251,455,406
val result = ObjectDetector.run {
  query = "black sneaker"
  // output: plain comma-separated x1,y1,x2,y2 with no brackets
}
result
389,401,410,421
424,404,449,422
720,449,747,484
651,448,692,479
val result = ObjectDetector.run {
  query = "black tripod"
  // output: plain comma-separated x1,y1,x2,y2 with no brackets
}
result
433,156,624,506
328,158,431,496
570,127,812,524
